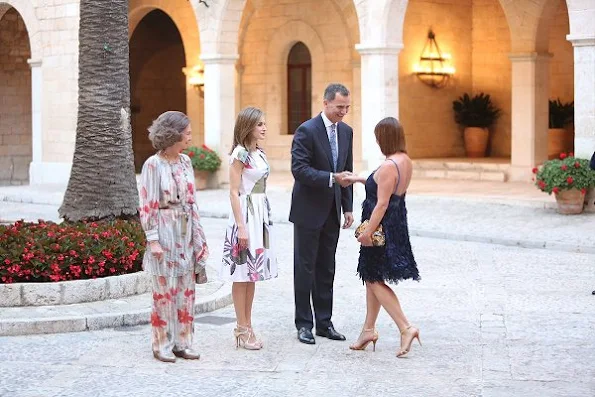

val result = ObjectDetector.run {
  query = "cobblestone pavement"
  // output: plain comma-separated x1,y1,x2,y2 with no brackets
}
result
1,218,594,397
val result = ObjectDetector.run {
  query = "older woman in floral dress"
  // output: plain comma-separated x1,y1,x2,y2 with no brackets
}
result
139,111,209,363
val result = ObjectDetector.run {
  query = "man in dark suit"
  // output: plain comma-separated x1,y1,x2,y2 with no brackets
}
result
290,83,354,344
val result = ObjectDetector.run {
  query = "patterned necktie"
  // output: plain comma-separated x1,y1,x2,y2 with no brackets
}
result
329,123,338,171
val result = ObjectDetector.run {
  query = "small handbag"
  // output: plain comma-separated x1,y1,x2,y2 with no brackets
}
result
354,220,385,247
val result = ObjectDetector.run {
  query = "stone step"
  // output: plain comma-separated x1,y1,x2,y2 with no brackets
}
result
0,281,232,336
412,158,510,182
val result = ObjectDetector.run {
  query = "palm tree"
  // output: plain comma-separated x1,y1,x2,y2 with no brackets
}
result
59,0,138,222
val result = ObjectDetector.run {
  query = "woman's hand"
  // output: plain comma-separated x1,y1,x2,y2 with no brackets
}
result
344,174,365,185
149,241,164,261
357,232,373,247
238,225,249,249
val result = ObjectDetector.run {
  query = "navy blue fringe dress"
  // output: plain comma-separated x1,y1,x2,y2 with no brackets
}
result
357,160,420,284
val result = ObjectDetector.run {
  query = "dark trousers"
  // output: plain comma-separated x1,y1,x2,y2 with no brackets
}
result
293,207,340,330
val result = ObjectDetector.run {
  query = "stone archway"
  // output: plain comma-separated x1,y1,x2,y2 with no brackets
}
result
129,9,188,172
0,7,32,185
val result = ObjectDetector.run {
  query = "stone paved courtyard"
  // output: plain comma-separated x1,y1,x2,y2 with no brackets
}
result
1,215,594,397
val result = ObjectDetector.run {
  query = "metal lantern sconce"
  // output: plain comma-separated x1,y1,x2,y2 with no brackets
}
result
184,65,205,92
413,29,455,88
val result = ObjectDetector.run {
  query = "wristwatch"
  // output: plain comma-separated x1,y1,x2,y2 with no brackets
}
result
331,173,336,185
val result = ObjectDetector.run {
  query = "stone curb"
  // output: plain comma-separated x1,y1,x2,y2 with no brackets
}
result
0,272,151,307
0,282,232,337
409,229,595,254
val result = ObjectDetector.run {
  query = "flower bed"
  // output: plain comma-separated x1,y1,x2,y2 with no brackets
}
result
0,219,145,284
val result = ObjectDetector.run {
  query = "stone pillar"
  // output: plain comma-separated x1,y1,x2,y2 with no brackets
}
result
508,53,551,181
182,65,204,146
567,35,595,159
200,53,239,186
355,44,402,172
27,59,43,184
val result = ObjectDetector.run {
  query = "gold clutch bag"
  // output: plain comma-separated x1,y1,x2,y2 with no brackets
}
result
354,220,385,247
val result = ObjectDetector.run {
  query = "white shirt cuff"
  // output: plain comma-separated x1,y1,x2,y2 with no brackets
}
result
329,172,333,188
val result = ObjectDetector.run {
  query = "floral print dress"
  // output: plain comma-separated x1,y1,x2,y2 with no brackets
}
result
221,146,278,282
139,153,209,356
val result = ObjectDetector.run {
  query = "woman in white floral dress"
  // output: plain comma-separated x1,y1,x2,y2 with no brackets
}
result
221,107,278,350
139,111,209,363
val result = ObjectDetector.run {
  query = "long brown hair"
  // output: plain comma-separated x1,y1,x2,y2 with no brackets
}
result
374,117,407,156
229,107,264,154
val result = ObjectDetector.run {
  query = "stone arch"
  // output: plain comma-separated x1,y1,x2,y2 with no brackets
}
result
129,0,201,65
356,0,408,45
265,21,327,136
0,1,41,60
0,6,32,184
194,0,246,55
497,0,560,53
566,0,595,38
129,9,188,171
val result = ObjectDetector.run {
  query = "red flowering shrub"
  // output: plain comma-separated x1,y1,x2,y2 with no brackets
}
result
534,153,595,195
0,219,145,284
184,144,221,172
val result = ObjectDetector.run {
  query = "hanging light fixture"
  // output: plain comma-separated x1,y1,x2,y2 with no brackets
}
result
413,29,455,88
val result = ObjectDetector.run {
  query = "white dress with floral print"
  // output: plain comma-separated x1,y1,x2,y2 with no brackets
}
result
139,153,209,277
220,146,278,282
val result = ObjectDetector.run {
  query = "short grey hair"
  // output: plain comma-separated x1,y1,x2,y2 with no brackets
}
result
147,111,190,151
324,83,350,101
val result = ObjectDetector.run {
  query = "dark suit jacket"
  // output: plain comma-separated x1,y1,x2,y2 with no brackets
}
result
590,151,595,170
289,114,353,229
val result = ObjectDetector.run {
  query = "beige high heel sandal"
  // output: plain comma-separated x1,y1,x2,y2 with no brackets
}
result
234,326,262,350
396,325,421,358
349,328,379,352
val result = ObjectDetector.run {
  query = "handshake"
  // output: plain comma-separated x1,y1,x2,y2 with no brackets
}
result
333,171,360,188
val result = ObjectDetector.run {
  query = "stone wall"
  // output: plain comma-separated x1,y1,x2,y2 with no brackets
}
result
471,0,511,157
237,0,360,171
549,0,574,103
400,0,473,158
130,9,187,172
0,8,31,185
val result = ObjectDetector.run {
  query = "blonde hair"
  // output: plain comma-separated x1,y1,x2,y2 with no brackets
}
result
229,107,264,154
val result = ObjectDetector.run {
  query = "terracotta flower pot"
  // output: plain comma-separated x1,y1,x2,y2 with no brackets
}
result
464,127,488,158
554,188,585,214
547,128,567,159
194,170,210,190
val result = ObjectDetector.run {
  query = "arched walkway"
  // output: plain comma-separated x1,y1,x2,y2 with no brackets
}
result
129,10,187,172
0,7,32,184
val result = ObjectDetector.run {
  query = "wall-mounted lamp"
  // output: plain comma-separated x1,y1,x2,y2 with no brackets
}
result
183,65,205,91
413,29,455,88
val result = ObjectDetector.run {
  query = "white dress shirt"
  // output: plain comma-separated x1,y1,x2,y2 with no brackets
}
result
320,112,338,187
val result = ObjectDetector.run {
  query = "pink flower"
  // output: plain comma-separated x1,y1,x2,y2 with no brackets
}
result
559,153,567,159
553,187,560,194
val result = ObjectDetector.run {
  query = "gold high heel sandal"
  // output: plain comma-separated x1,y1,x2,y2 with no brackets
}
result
349,328,379,352
396,325,421,358
234,326,262,350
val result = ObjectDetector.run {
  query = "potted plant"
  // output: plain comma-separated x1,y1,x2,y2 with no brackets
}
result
452,93,501,157
548,98,574,159
184,144,222,190
533,152,595,214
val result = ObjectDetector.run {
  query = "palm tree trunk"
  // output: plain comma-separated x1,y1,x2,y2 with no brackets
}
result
59,0,138,222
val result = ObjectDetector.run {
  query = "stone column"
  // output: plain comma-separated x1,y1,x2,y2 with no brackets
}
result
200,53,239,186
182,65,204,146
567,35,595,159
27,59,43,184
508,53,551,181
355,44,402,172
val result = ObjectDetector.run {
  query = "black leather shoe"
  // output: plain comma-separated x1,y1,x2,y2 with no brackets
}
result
316,325,346,341
592,290,595,295
297,327,315,344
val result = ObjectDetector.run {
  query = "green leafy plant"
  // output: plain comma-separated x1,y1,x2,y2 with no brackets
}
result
0,219,145,284
452,92,501,128
533,152,595,195
184,144,222,172
548,98,574,129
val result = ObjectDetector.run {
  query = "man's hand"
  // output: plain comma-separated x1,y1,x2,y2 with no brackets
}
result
334,171,354,188
342,212,354,229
